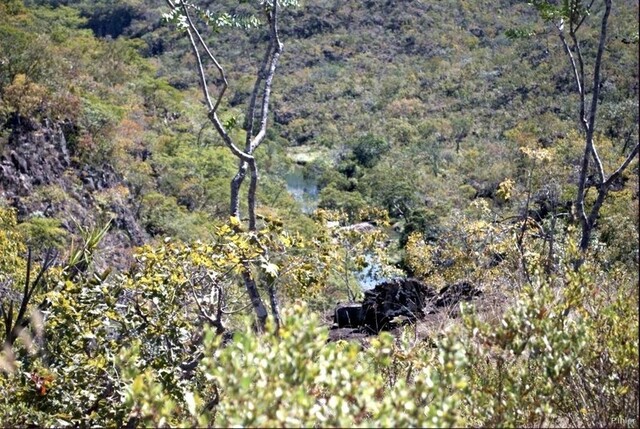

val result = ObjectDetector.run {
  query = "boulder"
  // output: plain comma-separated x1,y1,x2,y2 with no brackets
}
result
361,278,436,333
334,303,363,328
435,281,482,308
330,278,483,337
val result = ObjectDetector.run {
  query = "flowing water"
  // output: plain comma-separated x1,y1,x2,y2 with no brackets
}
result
356,253,389,291
284,166,394,290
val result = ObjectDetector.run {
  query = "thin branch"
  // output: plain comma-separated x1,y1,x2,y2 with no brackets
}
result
183,22,213,110
604,143,639,188
189,282,217,325
557,23,587,129
244,24,275,150
589,141,606,184
574,0,597,32
569,29,587,128
586,0,612,180
181,2,228,113
249,0,284,153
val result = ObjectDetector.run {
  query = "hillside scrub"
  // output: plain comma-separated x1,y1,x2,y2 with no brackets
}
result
0,0,638,426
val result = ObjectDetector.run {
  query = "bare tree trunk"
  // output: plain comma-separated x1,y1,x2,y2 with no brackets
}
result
549,0,639,268
241,268,268,331
230,161,247,220
165,0,286,331
575,130,595,254
248,160,259,231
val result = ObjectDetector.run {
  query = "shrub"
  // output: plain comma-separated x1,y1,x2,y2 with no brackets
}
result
352,134,390,168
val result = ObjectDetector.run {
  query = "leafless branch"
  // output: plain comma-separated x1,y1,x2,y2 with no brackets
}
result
189,282,217,325
183,17,213,110
585,0,611,182
574,0,597,32
166,0,252,163
604,143,639,188
244,24,275,150
557,24,587,128
249,2,283,153
568,28,587,129
181,2,228,113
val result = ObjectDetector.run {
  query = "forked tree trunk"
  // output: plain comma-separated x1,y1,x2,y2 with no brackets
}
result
548,0,639,268
166,0,285,330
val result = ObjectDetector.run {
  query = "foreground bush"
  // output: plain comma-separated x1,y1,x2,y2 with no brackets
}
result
0,206,637,427
120,257,637,427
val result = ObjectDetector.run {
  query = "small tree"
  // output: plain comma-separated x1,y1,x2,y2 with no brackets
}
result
528,0,639,264
163,0,296,330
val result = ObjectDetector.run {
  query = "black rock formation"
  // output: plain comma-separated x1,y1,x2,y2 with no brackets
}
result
330,278,484,337
334,302,364,328
435,281,483,308
361,278,437,333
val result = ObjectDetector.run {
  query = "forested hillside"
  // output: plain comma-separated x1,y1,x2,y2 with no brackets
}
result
0,0,638,426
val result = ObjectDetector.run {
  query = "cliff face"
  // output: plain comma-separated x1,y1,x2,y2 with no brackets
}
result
0,118,147,270
0,119,70,200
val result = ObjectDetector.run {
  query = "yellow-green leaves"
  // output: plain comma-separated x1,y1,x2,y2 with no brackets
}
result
197,303,466,427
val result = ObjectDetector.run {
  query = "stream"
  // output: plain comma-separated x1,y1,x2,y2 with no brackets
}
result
284,164,392,291
356,253,390,291
284,165,319,214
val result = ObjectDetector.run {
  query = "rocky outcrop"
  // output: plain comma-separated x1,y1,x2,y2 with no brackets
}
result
332,278,483,335
0,119,71,198
434,281,482,308
0,119,147,269
361,278,436,333
334,303,364,328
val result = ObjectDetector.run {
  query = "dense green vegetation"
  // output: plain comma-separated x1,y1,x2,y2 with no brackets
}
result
0,0,638,426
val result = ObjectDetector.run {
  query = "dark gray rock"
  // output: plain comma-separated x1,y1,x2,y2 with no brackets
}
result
1,121,71,197
329,277,484,340
435,281,482,308
470,28,485,38
0,119,148,271
361,278,437,333
334,303,363,328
